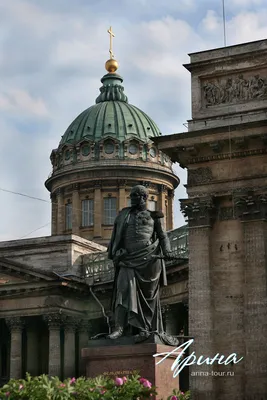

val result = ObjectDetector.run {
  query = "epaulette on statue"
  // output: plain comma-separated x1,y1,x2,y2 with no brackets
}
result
150,211,164,219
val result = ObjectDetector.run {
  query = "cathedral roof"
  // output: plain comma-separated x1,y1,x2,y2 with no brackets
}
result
59,72,161,148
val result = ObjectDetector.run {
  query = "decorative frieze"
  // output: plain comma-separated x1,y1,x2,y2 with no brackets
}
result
188,167,213,186
180,197,215,226
203,74,267,106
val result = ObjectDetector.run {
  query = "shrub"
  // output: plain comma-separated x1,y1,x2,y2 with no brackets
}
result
167,389,191,400
0,373,156,400
0,373,190,399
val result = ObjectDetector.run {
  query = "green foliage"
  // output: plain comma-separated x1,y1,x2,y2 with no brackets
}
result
166,388,191,400
0,373,189,399
0,373,156,400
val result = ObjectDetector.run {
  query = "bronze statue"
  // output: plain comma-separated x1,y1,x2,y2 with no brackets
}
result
107,185,175,342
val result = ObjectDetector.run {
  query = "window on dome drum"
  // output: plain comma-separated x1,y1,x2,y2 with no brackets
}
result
149,147,156,158
65,203,72,230
104,197,117,225
127,198,131,207
82,199,94,227
129,143,138,155
147,200,157,211
104,141,115,154
81,144,90,156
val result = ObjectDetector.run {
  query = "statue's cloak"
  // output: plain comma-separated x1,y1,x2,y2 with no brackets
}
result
107,207,167,333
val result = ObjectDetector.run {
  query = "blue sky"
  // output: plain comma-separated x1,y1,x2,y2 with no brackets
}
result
0,0,267,240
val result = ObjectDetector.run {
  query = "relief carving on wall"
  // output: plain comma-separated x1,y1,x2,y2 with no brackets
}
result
203,74,267,106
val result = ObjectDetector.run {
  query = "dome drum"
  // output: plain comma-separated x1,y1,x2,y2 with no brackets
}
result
49,138,173,175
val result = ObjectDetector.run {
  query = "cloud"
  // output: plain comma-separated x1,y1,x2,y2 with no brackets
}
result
227,0,264,7
202,10,221,32
0,89,48,117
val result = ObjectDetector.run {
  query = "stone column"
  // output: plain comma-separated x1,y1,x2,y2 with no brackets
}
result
235,192,267,398
118,180,126,211
51,193,57,235
94,182,102,238
63,317,76,378
72,184,80,235
57,188,64,234
6,317,24,379
44,314,62,377
77,320,89,376
181,197,215,400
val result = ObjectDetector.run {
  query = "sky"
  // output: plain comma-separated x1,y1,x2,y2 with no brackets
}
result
0,0,267,241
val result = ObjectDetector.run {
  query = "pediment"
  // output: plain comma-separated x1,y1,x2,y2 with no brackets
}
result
0,258,54,284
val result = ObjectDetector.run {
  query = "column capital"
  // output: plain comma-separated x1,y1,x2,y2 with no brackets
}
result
117,179,127,188
72,183,80,191
168,189,175,199
63,316,80,332
6,317,24,332
50,192,57,201
234,190,267,221
140,181,150,188
94,180,102,188
77,319,91,333
180,196,216,227
158,184,167,193
56,187,64,197
43,313,63,329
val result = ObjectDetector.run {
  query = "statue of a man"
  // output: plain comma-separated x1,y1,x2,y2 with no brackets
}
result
107,185,174,341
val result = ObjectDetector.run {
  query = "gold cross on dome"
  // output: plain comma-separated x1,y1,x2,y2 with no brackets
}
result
107,26,115,59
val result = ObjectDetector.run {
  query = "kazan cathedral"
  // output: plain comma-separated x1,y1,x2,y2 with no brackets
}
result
0,51,189,386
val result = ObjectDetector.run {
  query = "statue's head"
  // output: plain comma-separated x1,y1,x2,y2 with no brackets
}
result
130,185,148,208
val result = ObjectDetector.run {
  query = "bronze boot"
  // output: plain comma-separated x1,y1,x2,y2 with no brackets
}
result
107,326,124,339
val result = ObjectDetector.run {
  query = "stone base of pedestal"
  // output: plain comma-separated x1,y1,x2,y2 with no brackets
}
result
82,343,180,400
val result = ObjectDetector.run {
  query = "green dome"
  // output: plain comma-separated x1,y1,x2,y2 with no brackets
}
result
59,73,161,147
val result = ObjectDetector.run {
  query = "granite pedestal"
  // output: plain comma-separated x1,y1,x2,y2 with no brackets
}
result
82,336,181,400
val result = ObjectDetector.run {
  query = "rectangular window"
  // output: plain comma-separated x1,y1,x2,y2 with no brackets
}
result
147,200,157,211
104,197,117,225
127,198,131,207
65,203,72,230
82,199,94,227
